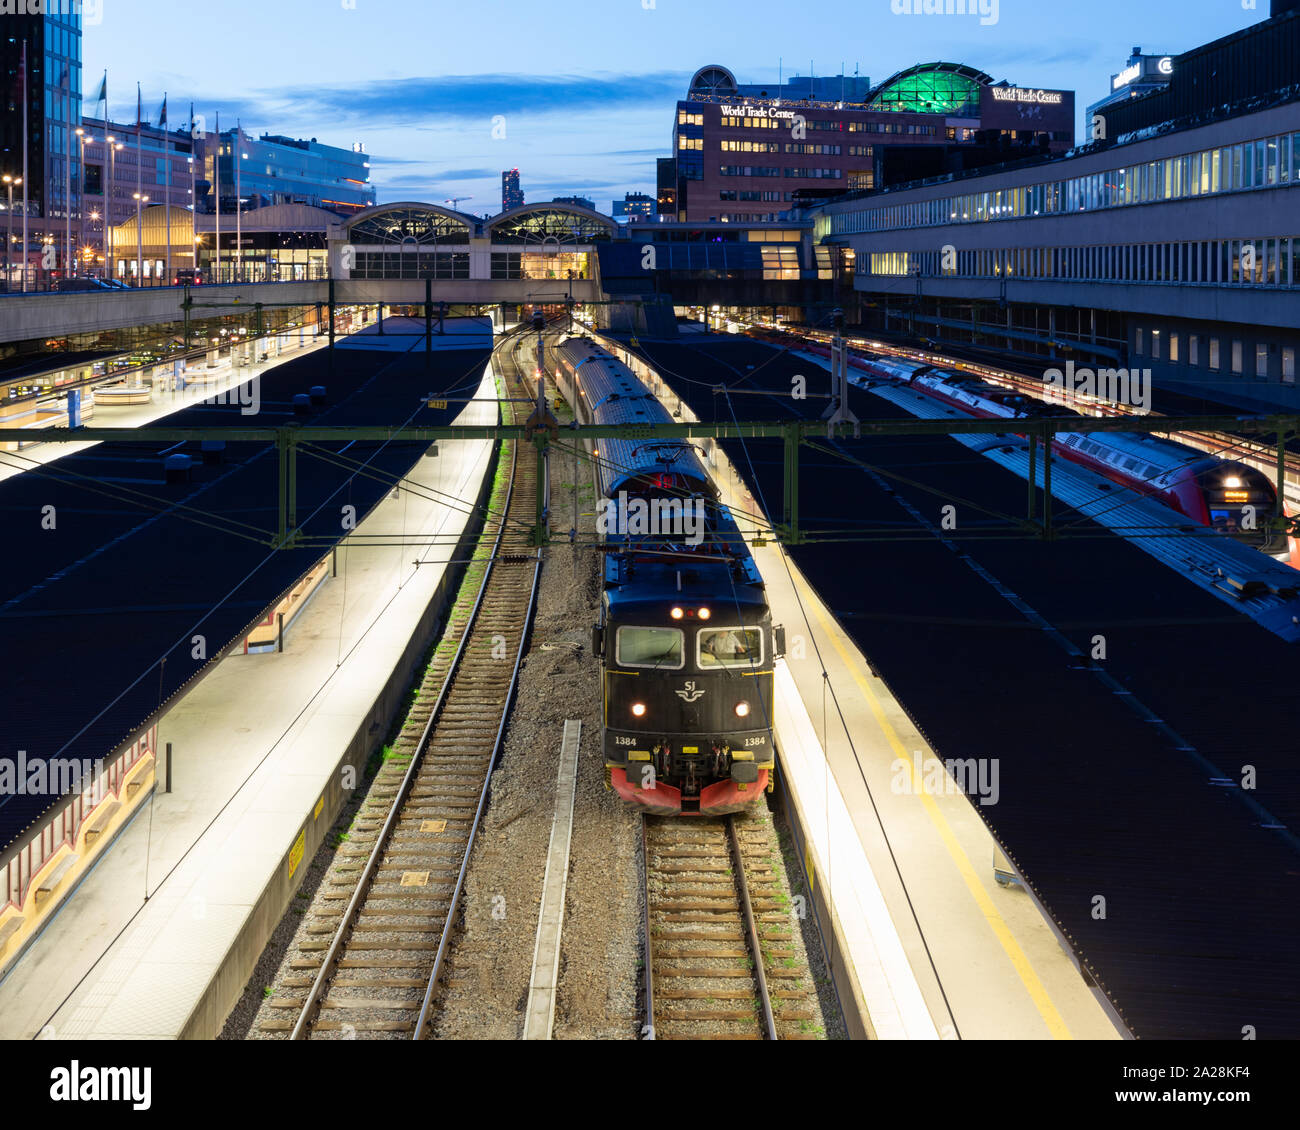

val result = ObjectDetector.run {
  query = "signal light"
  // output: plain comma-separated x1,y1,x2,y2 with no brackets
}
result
631,702,647,718
697,607,711,621
670,607,684,620
735,701,750,718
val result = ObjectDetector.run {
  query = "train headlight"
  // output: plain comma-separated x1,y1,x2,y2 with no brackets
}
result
735,701,750,718
697,607,711,621
631,702,647,718
1225,476,1242,489
670,607,684,620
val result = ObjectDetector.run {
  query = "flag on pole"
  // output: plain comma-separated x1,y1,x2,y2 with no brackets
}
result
136,82,143,126
157,94,168,128
92,72,107,108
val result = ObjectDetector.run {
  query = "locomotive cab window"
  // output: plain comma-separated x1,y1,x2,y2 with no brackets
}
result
697,627,763,669
615,626,684,669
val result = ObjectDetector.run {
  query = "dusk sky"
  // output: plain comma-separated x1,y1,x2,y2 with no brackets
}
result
85,0,1268,215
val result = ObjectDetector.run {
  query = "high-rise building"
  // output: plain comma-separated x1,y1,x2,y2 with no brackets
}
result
1086,47,1176,124
1,4,84,279
552,194,595,211
672,63,1074,222
612,191,654,222
502,168,524,211
656,157,677,217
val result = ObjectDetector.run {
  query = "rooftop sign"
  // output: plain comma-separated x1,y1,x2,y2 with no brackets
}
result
988,87,1064,105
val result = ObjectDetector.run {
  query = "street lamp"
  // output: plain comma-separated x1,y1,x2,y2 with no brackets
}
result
133,192,149,285
75,128,87,276
2,175,20,288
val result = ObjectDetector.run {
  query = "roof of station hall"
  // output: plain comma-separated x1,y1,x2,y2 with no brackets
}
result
341,200,619,243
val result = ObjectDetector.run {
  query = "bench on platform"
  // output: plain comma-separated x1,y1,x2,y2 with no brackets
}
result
34,854,79,907
0,914,24,951
82,800,122,847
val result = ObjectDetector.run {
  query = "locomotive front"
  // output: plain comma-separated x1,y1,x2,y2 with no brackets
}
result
596,586,777,816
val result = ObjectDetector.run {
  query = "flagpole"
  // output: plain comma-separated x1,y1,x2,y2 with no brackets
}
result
235,119,242,283
189,103,197,275
162,95,171,283
214,111,221,282
64,66,72,277
136,83,143,285
21,40,29,292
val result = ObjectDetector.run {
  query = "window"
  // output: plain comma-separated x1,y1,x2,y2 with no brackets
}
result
1170,333,1180,363
1189,335,1199,367
697,627,764,670
1151,330,1161,360
1232,341,1243,375
1255,344,1269,379
1209,338,1221,371
1135,328,1143,354
616,626,684,670
1284,348,1295,384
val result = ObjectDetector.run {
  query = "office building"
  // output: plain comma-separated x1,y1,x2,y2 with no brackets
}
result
612,192,654,222
197,130,375,215
0,4,83,279
671,63,1074,223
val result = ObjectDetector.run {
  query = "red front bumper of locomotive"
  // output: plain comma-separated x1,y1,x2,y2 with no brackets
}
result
610,767,769,816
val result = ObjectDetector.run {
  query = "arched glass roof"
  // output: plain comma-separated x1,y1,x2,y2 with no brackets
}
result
689,65,739,98
348,204,472,245
867,63,992,115
489,205,615,245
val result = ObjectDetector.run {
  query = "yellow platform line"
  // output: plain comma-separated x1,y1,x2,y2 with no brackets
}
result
801,577,1073,1040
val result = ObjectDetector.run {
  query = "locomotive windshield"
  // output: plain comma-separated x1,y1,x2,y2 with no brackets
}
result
616,626,684,669
697,627,764,669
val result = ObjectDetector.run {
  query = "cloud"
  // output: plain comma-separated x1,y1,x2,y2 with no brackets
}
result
256,70,688,127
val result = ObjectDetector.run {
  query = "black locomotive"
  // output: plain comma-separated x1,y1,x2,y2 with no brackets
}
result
554,336,780,815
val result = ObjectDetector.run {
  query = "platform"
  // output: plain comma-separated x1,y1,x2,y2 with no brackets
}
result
0,364,499,1040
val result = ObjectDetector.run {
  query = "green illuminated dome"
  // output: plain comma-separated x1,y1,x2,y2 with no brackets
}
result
867,62,993,114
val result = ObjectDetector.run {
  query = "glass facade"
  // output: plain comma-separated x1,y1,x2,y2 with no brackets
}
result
867,236,1300,288
833,129,1300,235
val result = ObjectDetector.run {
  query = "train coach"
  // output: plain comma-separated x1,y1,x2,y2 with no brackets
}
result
554,336,781,816
851,354,1283,553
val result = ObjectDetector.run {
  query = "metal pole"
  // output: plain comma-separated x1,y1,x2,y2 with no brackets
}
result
425,277,433,366
21,39,29,292
77,131,86,273
106,139,115,281
1042,430,1053,539
164,741,172,793
235,120,242,283
327,277,336,363
4,182,11,285
784,423,800,544
1277,432,1288,525
214,112,221,283
1027,431,1037,522
64,77,72,278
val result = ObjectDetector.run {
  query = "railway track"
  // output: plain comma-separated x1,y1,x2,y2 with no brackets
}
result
262,329,541,1040
642,812,819,1040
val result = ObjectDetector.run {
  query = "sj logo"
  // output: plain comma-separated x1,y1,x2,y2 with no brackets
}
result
675,680,705,703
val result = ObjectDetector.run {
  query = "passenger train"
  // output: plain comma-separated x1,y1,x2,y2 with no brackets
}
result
793,340,1284,553
553,336,779,816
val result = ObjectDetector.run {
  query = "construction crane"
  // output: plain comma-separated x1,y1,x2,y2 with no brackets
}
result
443,196,472,208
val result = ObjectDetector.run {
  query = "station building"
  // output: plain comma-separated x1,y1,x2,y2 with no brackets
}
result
665,63,1075,223
810,0,1300,411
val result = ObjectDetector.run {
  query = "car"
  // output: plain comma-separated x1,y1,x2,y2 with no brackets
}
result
54,277,115,292
173,269,203,286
